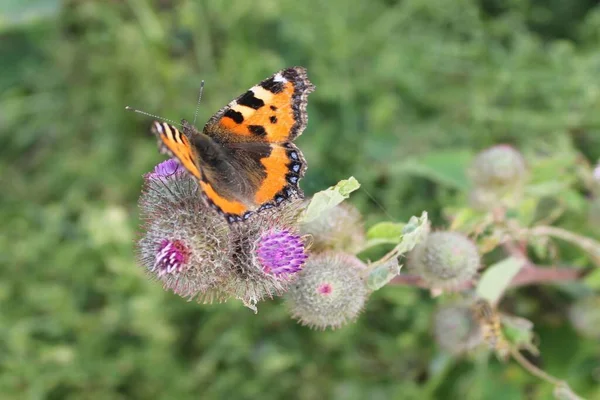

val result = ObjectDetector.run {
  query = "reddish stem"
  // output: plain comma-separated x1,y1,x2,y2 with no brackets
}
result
390,265,582,289
508,265,583,288
389,275,428,288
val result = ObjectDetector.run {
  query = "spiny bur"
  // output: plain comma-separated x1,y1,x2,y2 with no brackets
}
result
468,144,527,189
285,251,368,330
138,161,309,309
300,203,366,253
226,200,308,310
408,231,480,289
137,160,231,303
433,300,483,354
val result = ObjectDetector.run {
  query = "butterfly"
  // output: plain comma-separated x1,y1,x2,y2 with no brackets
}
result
150,67,315,223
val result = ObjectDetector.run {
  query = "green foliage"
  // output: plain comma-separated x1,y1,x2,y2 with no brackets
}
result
477,257,523,305
2,0,600,398
410,230,480,289
366,258,401,292
301,176,360,223
390,149,473,191
365,221,405,247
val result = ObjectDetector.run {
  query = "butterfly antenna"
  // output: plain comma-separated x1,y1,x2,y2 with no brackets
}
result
192,80,205,125
125,106,182,128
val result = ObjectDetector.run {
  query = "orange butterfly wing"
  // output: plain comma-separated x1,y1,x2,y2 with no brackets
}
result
151,121,202,180
203,67,315,143
200,67,313,219
253,142,304,206
150,67,314,223
152,121,251,221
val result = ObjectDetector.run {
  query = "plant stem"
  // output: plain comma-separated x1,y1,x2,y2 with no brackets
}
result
389,265,581,289
510,348,584,399
528,226,600,265
389,275,428,288
509,348,562,385
509,265,583,287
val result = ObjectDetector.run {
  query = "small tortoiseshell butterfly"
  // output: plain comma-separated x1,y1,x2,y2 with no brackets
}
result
150,67,315,223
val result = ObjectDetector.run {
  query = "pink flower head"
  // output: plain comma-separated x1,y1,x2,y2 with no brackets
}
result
317,283,333,295
257,229,307,277
148,159,181,179
154,239,189,276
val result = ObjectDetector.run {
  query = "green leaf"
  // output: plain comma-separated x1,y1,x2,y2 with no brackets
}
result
501,315,538,354
366,259,402,291
365,221,405,247
0,0,60,32
300,177,360,223
390,149,473,191
394,211,429,255
526,182,569,198
366,211,429,256
584,268,600,290
558,189,586,213
516,197,539,227
359,212,428,254
476,257,524,305
448,207,488,234
529,235,550,261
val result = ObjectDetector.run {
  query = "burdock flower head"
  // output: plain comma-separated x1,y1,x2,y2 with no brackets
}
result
147,159,182,179
257,229,307,277
408,231,480,289
154,239,190,276
137,160,231,302
468,144,527,189
285,251,368,330
433,300,483,354
137,160,309,309
225,200,308,310
300,203,366,253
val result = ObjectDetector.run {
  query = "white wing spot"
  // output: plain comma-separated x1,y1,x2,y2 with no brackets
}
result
153,122,164,133
230,102,255,118
250,86,274,102
273,73,287,83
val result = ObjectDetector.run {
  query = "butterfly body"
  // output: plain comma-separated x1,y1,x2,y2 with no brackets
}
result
151,67,314,223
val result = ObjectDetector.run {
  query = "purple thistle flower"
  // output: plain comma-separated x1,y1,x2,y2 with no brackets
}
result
148,159,181,179
257,229,307,277
154,239,189,276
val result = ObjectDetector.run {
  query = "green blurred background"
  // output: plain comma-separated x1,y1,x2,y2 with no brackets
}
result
2,0,600,398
